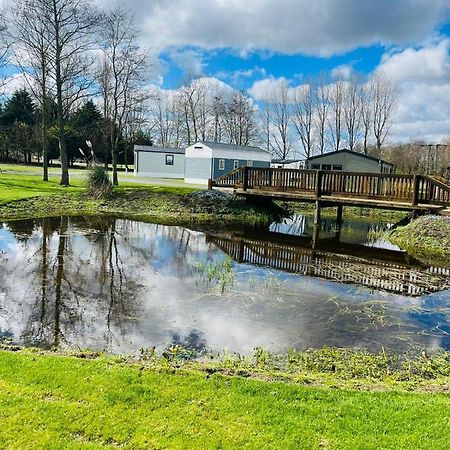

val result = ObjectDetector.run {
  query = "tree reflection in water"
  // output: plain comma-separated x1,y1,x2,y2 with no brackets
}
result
0,216,449,355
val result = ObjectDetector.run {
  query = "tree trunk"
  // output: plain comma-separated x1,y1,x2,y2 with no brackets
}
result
111,134,119,185
42,110,49,181
54,2,69,186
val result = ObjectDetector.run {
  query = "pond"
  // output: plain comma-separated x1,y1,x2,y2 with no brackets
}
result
0,215,449,355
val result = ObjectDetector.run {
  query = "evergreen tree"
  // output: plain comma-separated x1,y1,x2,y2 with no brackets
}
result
0,89,36,127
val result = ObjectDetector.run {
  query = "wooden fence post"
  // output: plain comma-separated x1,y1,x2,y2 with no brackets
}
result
412,175,420,206
315,170,323,198
207,179,213,190
243,166,249,191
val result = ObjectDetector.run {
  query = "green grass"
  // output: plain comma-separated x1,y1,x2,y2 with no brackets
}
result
0,170,272,226
389,215,450,266
0,173,84,204
0,167,195,205
0,350,449,449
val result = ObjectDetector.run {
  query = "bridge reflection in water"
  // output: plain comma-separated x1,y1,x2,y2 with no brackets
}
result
207,231,450,296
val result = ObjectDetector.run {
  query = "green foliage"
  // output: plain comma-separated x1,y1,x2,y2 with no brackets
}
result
85,164,113,198
0,89,36,127
196,256,235,293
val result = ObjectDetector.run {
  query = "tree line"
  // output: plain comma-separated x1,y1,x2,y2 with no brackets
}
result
0,0,150,186
0,89,150,170
147,72,400,162
259,73,398,160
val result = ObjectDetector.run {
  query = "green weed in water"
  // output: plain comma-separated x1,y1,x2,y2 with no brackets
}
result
196,256,235,293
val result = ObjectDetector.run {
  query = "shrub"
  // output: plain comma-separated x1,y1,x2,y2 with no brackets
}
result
85,164,113,198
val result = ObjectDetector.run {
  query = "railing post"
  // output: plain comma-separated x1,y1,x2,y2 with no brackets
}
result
315,170,323,198
412,174,420,206
207,179,213,190
243,166,249,191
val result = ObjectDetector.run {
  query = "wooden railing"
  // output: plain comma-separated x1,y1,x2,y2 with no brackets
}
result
212,167,450,207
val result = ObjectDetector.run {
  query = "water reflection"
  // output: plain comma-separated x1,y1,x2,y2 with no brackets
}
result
0,216,449,355
270,213,397,248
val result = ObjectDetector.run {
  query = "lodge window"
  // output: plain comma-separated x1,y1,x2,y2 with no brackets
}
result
247,160,253,167
332,164,343,171
219,159,225,170
311,164,320,169
322,164,332,170
165,154,174,165
233,160,239,169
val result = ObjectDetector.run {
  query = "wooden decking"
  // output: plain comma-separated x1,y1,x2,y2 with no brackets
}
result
211,167,450,211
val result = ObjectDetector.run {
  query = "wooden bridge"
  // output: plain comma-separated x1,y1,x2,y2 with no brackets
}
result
207,231,450,296
211,167,450,211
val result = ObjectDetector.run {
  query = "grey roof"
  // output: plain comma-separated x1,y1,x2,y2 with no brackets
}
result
272,159,304,164
134,145,185,154
306,148,394,167
197,141,270,154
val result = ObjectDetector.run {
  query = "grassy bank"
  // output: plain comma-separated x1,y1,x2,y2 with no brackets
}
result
389,215,450,266
0,349,449,449
0,172,274,227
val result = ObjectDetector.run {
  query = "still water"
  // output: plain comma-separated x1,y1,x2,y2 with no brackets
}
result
0,215,449,355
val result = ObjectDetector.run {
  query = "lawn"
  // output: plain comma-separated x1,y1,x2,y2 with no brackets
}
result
0,350,449,450
0,165,196,205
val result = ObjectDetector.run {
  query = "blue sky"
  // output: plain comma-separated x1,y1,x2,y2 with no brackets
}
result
4,0,450,143
160,43,386,91
128,0,449,143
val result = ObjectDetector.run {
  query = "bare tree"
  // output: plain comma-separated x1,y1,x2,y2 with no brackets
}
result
360,81,373,155
212,93,225,143
343,75,363,151
291,82,314,158
0,11,10,90
176,77,211,145
222,90,257,146
12,0,53,180
370,71,398,151
314,76,329,155
266,80,292,159
100,8,149,185
28,0,101,186
149,89,175,147
327,80,345,152
260,98,271,153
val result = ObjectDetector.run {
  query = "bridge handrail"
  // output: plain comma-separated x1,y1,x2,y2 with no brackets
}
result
211,167,450,207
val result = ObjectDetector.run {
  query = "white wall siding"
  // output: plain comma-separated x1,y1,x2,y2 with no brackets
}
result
184,157,212,184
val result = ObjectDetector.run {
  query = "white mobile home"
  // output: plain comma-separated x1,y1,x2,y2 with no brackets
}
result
184,141,271,184
134,145,185,178
271,159,305,170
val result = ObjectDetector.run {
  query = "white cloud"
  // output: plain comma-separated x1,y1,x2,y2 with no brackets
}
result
379,39,450,83
248,76,296,101
378,38,450,142
93,0,449,56
216,67,267,86
1,72,33,97
331,64,353,80
167,48,206,77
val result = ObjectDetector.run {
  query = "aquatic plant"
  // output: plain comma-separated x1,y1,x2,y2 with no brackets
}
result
196,256,235,293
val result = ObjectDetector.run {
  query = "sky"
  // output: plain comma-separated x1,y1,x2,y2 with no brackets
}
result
4,0,450,144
